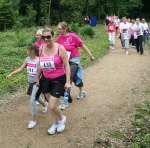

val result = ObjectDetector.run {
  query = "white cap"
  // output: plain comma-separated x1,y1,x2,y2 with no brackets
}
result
36,29,43,35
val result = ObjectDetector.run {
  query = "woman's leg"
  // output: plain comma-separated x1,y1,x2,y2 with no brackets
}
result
112,32,115,49
49,96,62,121
108,32,112,49
47,94,66,135
135,38,140,53
124,39,129,54
139,35,144,55
27,84,39,129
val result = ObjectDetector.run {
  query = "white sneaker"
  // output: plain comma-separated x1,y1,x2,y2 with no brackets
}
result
126,51,129,55
36,101,40,105
56,115,67,133
42,102,48,113
48,123,57,135
27,120,37,129
77,91,86,100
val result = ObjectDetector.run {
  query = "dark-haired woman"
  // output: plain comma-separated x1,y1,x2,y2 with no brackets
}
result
38,28,71,135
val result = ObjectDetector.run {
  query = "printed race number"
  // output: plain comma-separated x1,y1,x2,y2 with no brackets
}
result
109,26,114,31
27,66,37,76
40,57,55,70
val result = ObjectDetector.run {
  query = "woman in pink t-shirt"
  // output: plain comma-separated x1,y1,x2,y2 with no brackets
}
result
34,29,45,49
38,27,71,135
57,22,95,100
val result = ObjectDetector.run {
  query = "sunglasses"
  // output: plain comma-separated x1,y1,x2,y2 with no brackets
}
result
42,36,52,40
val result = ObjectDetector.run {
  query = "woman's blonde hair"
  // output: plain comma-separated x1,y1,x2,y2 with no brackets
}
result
58,21,70,32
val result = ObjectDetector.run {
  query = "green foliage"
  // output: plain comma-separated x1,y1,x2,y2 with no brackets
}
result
15,30,32,47
0,0,14,30
110,101,150,147
69,22,79,33
80,25,95,38
0,0,144,30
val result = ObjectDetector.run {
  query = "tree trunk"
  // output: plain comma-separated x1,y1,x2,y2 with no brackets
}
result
48,0,52,25
85,0,89,16
97,0,101,21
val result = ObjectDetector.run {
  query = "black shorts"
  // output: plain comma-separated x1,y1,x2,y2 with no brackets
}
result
40,75,66,98
70,62,83,87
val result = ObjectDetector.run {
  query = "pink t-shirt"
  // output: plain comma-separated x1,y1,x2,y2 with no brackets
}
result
57,33,83,59
39,44,65,79
34,39,45,49
108,23,116,32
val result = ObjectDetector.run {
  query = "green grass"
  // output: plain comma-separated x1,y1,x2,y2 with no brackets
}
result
108,100,150,148
0,24,108,95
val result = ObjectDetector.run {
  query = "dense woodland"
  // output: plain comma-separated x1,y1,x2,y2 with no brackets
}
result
0,0,149,31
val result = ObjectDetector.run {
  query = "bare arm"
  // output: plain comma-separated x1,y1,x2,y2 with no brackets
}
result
6,60,26,79
60,46,71,87
81,43,95,60
36,66,42,85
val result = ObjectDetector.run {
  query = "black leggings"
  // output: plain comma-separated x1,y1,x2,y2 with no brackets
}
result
135,35,144,55
129,35,135,46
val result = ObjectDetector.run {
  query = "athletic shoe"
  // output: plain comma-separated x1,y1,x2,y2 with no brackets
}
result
59,103,69,110
27,120,37,129
56,115,67,133
126,51,129,55
36,101,40,105
112,46,115,50
77,91,86,100
48,123,57,135
42,102,48,113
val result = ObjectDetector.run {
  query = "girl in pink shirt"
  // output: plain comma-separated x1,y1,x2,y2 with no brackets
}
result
57,22,95,100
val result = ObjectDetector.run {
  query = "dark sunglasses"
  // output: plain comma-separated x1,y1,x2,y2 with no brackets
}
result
42,36,52,40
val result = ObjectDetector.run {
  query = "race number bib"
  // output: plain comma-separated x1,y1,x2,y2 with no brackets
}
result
40,57,55,70
123,29,127,33
27,63,37,76
109,26,114,31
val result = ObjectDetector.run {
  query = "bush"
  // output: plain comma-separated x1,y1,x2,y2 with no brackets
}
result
109,101,150,148
69,22,79,33
80,25,95,38
15,30,31,47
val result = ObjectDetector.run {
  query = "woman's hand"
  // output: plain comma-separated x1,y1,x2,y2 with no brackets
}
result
64,82,71,90
6,74,12,79
90,55,95,61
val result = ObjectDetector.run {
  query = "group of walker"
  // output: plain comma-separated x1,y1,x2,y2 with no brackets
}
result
106,16,149,55
6,17,149,135
6,22,95,135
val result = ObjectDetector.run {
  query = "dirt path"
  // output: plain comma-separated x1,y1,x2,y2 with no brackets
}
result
1,41,150,148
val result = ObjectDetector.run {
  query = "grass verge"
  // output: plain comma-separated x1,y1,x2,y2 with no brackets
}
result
0,24,108,96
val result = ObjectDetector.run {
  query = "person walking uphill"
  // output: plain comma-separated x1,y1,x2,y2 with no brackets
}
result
38,27,71,135
6,45,48,129
119,17,130,55
107,19,116,50
133,18,144,55
141,18,149,47
57,22,95,101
